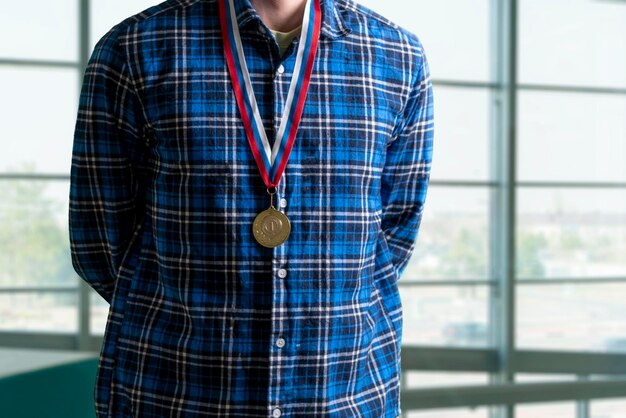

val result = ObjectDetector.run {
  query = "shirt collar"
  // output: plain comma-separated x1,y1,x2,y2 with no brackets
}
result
232,0,351,40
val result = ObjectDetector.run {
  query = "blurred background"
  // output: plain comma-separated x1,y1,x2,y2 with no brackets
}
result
0,0,625,417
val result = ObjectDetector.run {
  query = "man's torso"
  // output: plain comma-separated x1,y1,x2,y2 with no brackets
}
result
92,0,424,416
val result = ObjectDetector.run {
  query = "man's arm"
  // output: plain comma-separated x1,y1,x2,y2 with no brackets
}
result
377,44,434,284
69,27,149,304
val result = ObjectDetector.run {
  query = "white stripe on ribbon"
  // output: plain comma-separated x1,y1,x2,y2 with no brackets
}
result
225,0,316,169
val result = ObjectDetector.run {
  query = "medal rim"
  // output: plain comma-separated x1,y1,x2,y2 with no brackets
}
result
253,207,291,248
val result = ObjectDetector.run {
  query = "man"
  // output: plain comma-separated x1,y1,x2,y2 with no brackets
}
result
69,0,433,416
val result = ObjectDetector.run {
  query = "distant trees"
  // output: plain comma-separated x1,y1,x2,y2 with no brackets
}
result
415,224,549,280
0,175,72,287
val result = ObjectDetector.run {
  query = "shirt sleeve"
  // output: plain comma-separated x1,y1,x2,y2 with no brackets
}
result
376,46,434,283
69,27,149,304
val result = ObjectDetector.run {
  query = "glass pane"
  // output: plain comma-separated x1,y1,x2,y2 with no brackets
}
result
0,291,77,333
0,180,75,288
90,0,161,50
517,91,626,183
405,371,488,389
400,285,489,348
592,399,626,418
428,86,491,182
0,0,77,61
517,283,626,352
519,0,626,88
0,67,78,174
515,374,577,383
515,402,576,418
517,188,626,279
356,0,490,82
90,289,110,335
404,187,490,281
407,407,490,418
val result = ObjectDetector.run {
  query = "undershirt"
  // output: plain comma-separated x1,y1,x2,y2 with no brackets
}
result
269,24,302,57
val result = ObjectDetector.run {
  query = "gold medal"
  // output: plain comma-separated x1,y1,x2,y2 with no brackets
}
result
220,0,321,247
253,187,291,248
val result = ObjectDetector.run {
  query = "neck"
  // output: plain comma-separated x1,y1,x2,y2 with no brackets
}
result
249,0,307,32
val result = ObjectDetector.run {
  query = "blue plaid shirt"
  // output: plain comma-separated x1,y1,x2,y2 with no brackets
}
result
69,0,433,416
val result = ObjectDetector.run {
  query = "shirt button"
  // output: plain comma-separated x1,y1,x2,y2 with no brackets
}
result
277,64,285,74
276,337,286,348
278,268,287,278
279,198,287,208
272,407,282,417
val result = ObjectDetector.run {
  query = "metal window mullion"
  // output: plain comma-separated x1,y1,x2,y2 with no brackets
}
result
76,0,92,352
0,173,70,180
518,83,626,96
488,0,518,417
577,375,591,418
0,58,79,68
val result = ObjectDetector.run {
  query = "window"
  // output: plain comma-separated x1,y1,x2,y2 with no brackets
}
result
0,0,164,346
1,1,624,417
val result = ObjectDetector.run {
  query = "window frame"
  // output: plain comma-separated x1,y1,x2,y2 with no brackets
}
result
0,1,625,417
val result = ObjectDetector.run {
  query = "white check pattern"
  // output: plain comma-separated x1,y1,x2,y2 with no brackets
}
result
69,0,434,416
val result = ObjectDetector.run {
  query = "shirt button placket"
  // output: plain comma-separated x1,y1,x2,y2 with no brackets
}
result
269,175,288,418
269,45,292,417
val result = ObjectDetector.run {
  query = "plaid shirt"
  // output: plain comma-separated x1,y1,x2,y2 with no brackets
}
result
69,0,433,416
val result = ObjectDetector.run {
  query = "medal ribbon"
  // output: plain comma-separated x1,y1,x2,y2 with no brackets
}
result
218,0,322,188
